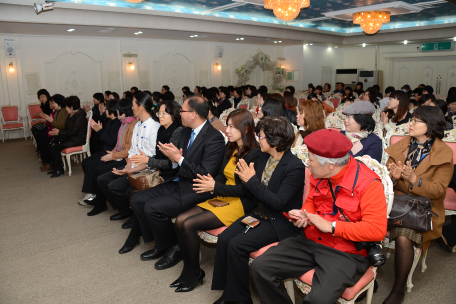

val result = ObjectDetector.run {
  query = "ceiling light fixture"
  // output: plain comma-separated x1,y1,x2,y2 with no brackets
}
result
335,46,338,48
240,38,244,40
236,38,239,40
34,2,54,14
404,40,408,44
8,62,15,73
309,43,313,45
127,61,135,71
67,29,75,32
353,11,390,35
126,0,144,3
362,43,366,47
454,37,456,41
214,63,221,71
264,0,310,22
305,43,308,45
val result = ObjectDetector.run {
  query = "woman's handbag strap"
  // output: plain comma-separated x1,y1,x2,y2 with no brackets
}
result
388,201,418,220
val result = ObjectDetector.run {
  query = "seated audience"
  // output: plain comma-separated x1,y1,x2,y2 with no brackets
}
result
384,106,453,304
341,101,383,162
256,97,284,132
334,82,344,94
418,84,426,89
183,91,194,100
216,87,232,118
161,85,170,94
417,94,435,106
206,99,226,134
293,99,325,147
130,87,139,95
80,100,121,201
353,81,364,96
379,86,395,110
314,85,324,100
104,91,111,102
341,86,354,103
233,87,243,108
373,85,383,99
283,91,297,113
123,91,133,99
32,89,53,141
211,116,305,304
401,85,412,98
448,95,456,117
307,86,315,94
129,96,225,270
308,93,335,116
250,129,387,304
364,87,380,108
285,85,295,95
422,85,434,97
171,109,261,292
433,99,453,130
81,98,136,209
89,93,107,154
268,93,297,125
412,87,423,101
88,92,160,218
38,94,68,172
380,90,411,132
323,83,331,93
437,221,456,253
47,96,88,178
109,92,120,100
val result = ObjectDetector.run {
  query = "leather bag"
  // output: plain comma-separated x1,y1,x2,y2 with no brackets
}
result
208,199,230,207
128,170,164,191
387,188,438,232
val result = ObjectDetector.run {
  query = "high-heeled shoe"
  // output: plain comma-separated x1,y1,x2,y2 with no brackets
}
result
382,290,405,304
118,237,140,254
175,270,205,292
169,278,182,288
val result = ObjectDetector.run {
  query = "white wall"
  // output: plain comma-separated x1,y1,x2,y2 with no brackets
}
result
0,33,285,139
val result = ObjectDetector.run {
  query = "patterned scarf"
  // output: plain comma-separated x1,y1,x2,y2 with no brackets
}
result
115,116,136,152
345,131,369,145
406,137,435,170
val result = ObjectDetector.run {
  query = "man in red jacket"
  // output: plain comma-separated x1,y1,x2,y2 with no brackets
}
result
251,129,387,304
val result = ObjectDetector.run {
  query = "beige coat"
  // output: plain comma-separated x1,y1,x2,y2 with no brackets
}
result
111,119,137,160
385,136,454,255
211,116,226,135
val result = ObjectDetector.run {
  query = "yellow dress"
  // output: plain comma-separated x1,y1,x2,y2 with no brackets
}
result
198,156,245,227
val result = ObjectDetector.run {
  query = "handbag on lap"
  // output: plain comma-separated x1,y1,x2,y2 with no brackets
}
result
128,169,164,191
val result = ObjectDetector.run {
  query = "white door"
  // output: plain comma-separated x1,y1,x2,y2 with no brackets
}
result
321,66,332,87
392,58,416,90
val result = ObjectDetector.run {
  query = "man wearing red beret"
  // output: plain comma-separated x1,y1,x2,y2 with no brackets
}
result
251,129,387,304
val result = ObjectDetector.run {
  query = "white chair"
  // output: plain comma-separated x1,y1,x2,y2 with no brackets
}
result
325,113,345,130
27,103,43,144
219,108,237,126
0,104,27,143
60,111,92,176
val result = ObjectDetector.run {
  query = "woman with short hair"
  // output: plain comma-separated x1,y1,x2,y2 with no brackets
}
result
364,87,380,108
211,116,306,304
293,99,325,147
354,82,364,96
384,106,453,304
380,90,412,132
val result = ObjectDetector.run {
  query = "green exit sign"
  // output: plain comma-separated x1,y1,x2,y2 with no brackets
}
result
421,42,454,51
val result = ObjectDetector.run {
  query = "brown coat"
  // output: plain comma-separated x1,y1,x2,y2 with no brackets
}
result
110,119,137,160
211,116,226,135
385,136,454,254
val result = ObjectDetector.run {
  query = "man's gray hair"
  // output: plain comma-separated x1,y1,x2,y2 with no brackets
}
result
314,153,350,167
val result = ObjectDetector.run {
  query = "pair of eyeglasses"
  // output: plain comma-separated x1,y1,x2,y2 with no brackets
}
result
410,118,423,125
157,112,170,117
258,135,266,140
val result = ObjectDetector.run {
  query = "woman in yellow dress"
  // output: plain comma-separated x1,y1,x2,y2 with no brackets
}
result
172,109,261,292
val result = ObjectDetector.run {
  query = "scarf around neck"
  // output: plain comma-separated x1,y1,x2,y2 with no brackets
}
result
115,116,136,152
345,131,369,145
406,137,435,170
155,122,181,159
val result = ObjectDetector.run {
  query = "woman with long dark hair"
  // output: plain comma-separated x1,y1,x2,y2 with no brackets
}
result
169,109,261,292
380,90,411,132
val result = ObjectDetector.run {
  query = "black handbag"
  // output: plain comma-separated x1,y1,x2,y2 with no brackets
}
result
49,135,67,146
388,188,438,232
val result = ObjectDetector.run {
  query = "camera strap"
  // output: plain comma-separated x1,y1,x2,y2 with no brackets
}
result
328,179,350,222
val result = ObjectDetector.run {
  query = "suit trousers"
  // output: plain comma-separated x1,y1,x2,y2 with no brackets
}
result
250,233,370,304
211,213,279,302
81,152,104,193
96,168,132,217
37,136,52,164
50,143,67,171
131,182,184,251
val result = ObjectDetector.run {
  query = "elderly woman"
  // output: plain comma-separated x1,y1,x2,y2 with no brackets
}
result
380,90,412,133
341,101,383,162
47,96,88,178
383,106,453,304
211,116,305,304
293,99,325,147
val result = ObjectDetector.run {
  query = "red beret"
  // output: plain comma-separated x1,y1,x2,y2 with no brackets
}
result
303,129,352,158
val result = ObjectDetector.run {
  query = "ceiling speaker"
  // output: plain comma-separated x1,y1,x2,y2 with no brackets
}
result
4,39,15,56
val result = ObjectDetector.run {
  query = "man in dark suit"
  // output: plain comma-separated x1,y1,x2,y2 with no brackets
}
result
130,96,226,270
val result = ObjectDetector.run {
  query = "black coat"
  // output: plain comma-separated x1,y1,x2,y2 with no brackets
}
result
58,109,88,147
216,99,232,118
213,147,262,214
244,150,305,241
167,122,226,210
284,108,297,125
97,118,121,153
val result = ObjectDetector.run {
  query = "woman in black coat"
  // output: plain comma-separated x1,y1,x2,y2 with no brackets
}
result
216,87,232,118
211,116,306,304
168,109,261,293
47,96,88,178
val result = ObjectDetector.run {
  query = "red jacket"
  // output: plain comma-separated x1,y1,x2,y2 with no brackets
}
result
302,157,387,256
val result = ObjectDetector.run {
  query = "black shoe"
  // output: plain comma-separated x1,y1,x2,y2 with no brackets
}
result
119,237,140,254
214,292,233,304
47,169,56,175
155,245,183,270
437,237,453,253
169,278,183,288
140,248,167,261
50,170,63,178
87,204,108,216
356,279,378,302
175,270,205,292
121,217,133,229
110,213,130,221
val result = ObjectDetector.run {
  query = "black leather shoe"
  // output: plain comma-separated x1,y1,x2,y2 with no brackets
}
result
155,245,183,270
214,292,231,304
175,270,205,292
110,213,129,221
87,204,107,216
47,169,56,175
121,217,133,229
50,170,63,178
119,237,140,254
356,280,378,302
437,237,452,253
140,248,167,261
169,278,183,288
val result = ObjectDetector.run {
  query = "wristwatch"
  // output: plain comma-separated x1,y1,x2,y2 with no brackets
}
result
331,221,336,236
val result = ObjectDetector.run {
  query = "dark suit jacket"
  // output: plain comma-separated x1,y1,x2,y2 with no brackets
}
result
169,121,226,210
341,131,383,163
244,150,306,241
58,109,88,148
213,147,262,214
216,99,232,118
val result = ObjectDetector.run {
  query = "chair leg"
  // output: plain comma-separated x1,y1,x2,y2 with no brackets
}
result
284,279,295,304
66,154,72,176
406,246,421,292
421,250,428,273
62,156,66,172
24,128,27,140
365,281,374,304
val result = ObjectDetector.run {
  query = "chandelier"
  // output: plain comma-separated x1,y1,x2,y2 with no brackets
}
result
264,0,310,22
126,0,144,3
353,11,390,34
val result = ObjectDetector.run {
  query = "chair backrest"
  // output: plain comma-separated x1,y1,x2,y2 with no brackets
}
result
1,105,19,122
384,124,409,148
303,167,311,200
330,98,340,108
82,111,93,150
28,104,42,121
239,104,248,110
220,108,236,126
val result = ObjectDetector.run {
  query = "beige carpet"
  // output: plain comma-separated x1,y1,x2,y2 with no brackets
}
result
1,139,455,304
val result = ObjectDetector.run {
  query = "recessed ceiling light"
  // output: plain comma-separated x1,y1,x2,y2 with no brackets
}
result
236,38,239,40
67,29,75,32
328,47,332,49
335,46,338,48
362,43,366,47
404,40,408,44
137,31,143,34
453,37,456,41
278,41,282,43
190,35,194,38
305,44,308,45
134,33,139,35
274,41,278,43
240,38,244,40
310,43,313,45
107,28,115,30
194,35,198,37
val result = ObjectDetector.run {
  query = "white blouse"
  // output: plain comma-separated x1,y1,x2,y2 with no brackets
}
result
128,117,161,169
